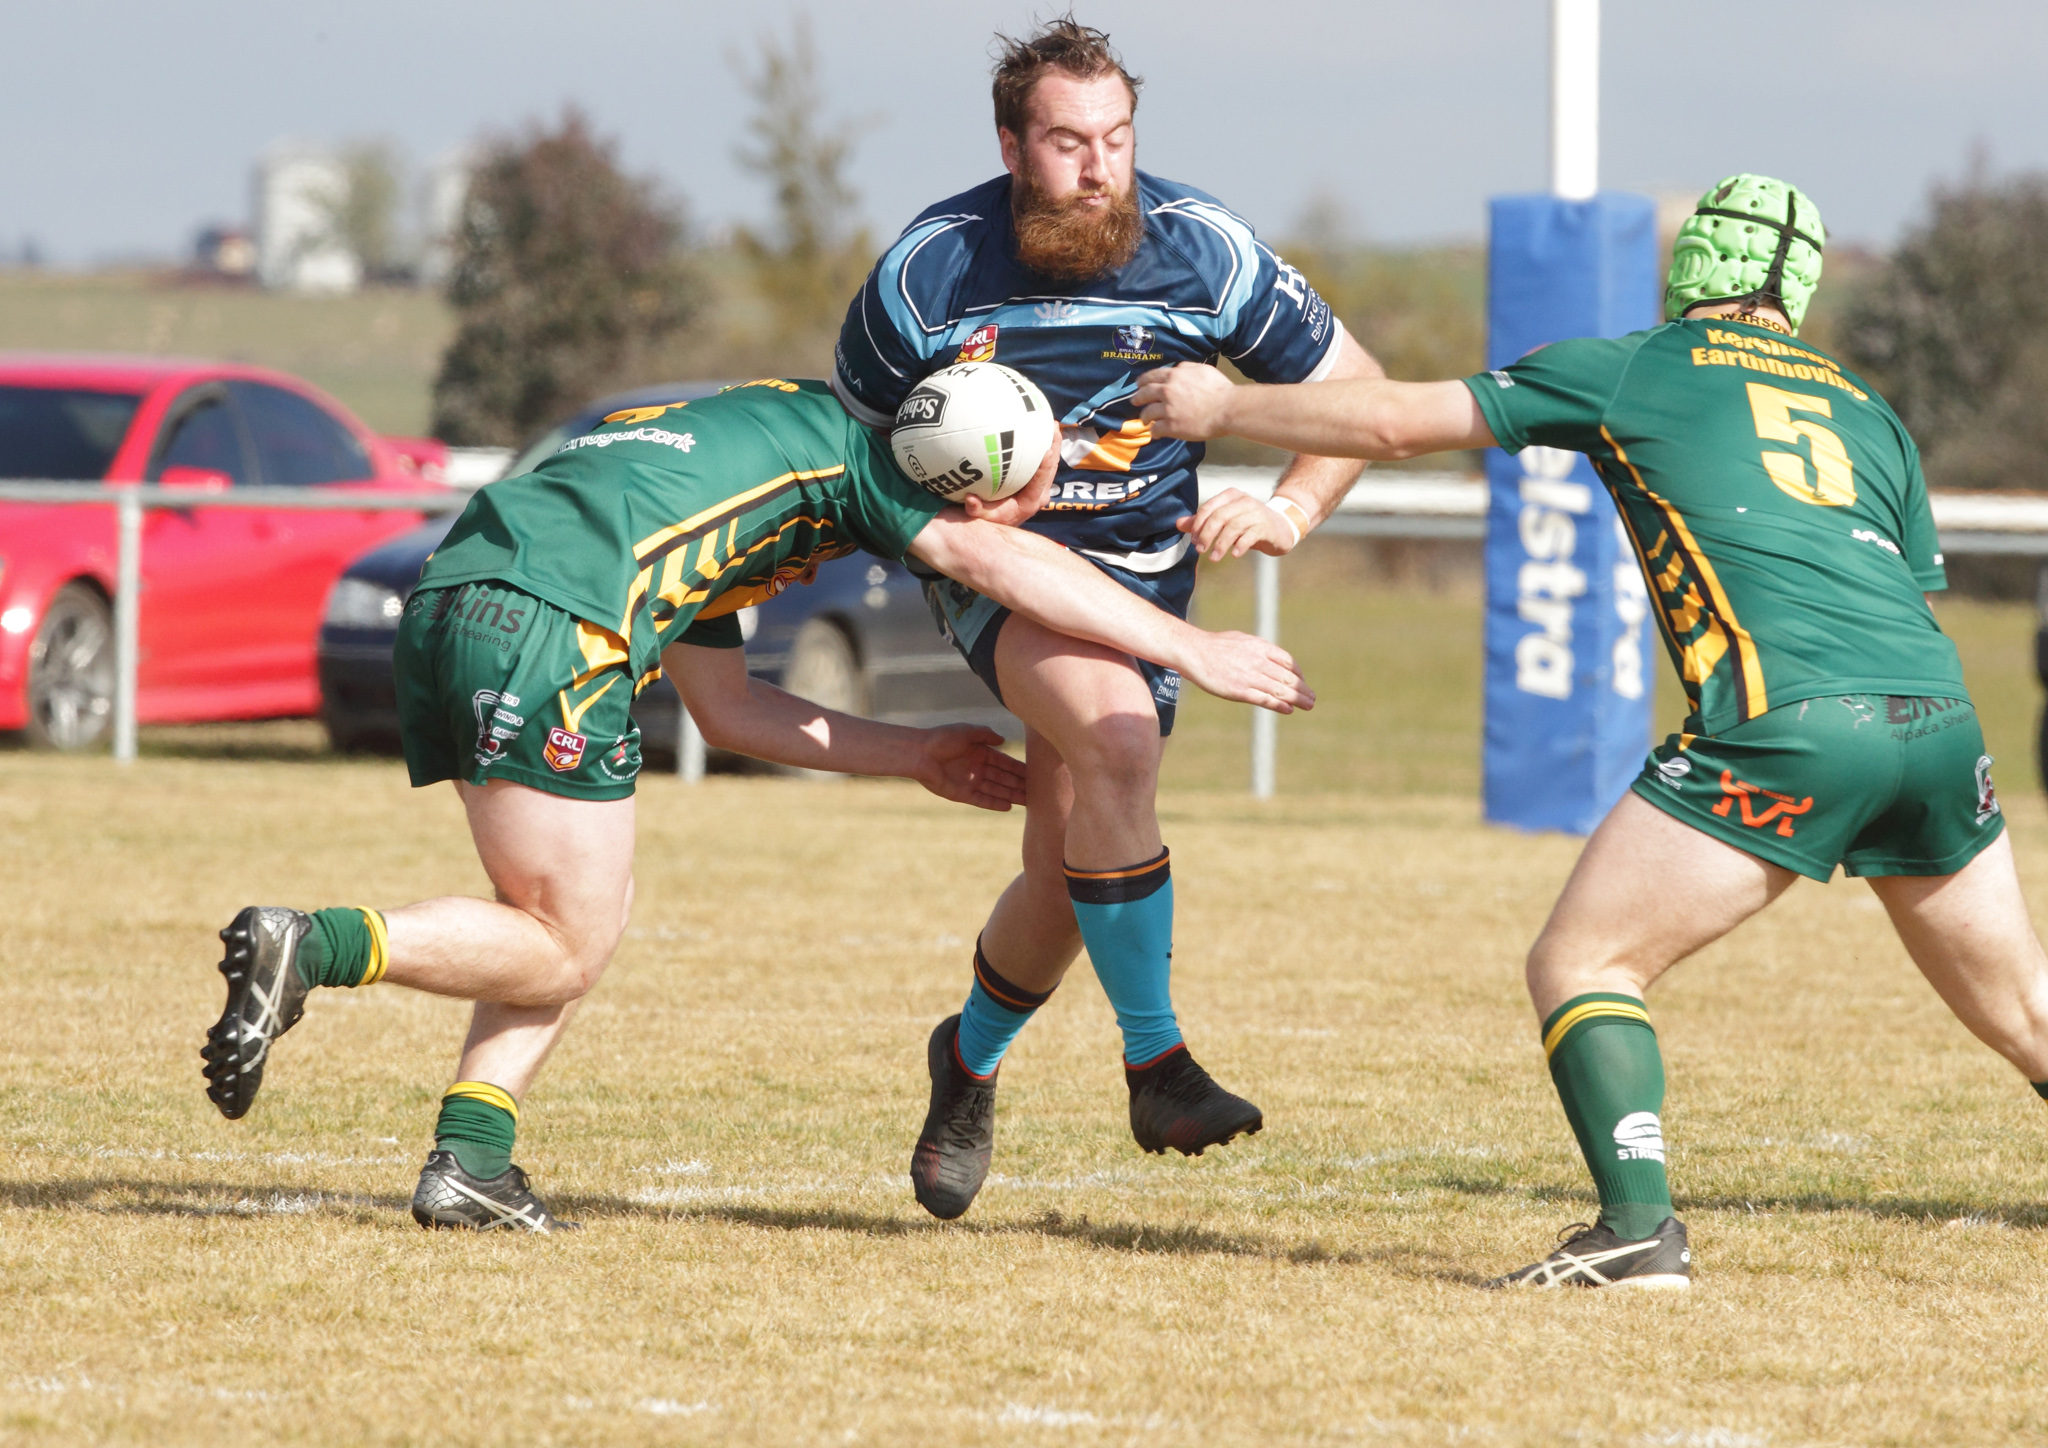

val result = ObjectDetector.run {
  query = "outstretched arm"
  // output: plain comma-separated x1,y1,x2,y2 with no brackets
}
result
663,641,1027,810
1177,330,1384,561
906,512,1314,714
1134,363,1496,461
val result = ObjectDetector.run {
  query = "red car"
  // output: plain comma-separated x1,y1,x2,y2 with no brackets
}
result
0,354,453,748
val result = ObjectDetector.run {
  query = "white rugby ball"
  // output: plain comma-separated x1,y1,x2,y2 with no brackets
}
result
890,362,1057,503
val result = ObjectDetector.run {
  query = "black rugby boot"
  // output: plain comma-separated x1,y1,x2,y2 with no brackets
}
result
411,1151,579,1233
910,1014,997,1220
202,906,314,1119
1126,1045,1263,1156
1486,1216,1691,1290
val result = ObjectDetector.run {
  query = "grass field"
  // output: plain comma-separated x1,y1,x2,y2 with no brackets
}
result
0,271,454,435
5,577,2048,1446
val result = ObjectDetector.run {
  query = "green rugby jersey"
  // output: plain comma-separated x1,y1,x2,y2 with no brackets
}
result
1465,317,1963,736
418,379,944,684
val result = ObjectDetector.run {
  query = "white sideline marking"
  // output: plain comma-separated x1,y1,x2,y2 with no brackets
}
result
640,1398,716,1416
638,1160,711,1176
1639,1432,1769,1448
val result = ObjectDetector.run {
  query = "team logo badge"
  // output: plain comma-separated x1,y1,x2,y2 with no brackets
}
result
543,726,587,773
1711,769,1813,838
599,734,643,782
1653,756,1691,789
954,324,998,363
1976,755,2001,824
1102,324,1163,362
472,690,524,768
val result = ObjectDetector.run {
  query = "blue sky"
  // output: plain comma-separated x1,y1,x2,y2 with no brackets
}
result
5,0,2045,263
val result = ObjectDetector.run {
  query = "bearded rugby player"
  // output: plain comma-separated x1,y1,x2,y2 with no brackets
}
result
199,378,1311,1232
1140,174,2048,1288
833,19,1384,1220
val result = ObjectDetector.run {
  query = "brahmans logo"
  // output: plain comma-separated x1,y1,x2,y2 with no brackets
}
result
895,385,948,429
1101,324,1161,361
543,727,587,773
1712,769,1814,837
1613,1112,1667,1164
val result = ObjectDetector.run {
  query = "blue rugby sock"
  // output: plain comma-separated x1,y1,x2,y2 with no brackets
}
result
954,938,1056,1079
1066,848,1182,1067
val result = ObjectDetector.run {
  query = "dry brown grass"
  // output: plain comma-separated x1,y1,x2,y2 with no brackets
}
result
5,588,2048,1445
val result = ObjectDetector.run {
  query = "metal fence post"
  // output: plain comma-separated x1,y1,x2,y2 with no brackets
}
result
113,489,142,764
1251,549,1280,799
678,702,705,783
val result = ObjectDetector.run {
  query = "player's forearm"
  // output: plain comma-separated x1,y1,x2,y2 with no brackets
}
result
1221,378,1490,461
667,642,925,778
704,678,928,777
912,518,1198,672
1271,451,1367,530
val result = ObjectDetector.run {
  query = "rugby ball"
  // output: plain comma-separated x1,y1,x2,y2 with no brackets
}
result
890,362,1057,503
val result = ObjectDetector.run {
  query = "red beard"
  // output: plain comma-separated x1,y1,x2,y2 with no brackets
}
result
1011,163,1143,281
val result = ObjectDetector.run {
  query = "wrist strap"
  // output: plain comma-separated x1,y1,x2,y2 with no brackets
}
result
1266,495,1309,548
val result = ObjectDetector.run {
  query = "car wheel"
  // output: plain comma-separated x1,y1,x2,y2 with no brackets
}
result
775,619,869,778
25,582,117,751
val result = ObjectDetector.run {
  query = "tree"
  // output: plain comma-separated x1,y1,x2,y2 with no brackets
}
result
1842,172,2048,490
731,19,873,350
328,142,404,282
431,110,701,446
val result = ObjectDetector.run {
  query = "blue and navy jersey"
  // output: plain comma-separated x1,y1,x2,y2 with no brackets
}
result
833,170,1346,565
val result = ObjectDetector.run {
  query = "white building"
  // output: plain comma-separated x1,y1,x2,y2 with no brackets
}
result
252,145,361,294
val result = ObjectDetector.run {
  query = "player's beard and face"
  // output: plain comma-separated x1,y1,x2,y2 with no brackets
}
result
1001,72,1142,282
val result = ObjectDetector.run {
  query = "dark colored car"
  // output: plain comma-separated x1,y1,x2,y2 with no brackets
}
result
317,382,1017,762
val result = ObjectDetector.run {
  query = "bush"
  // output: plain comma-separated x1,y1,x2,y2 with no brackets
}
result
1841,173,2048,491
430,110,701,447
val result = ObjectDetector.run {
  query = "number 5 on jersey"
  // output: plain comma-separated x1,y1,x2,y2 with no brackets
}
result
1747,382,1855,507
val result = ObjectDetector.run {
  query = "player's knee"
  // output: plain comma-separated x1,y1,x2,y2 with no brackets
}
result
1063,710,1159,792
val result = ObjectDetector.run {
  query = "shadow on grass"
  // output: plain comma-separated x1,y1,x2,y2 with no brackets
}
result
0,1176,409,1217
1431,1171,2048,1228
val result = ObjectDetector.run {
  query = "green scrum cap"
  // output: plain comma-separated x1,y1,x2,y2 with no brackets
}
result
1665,174,1826,331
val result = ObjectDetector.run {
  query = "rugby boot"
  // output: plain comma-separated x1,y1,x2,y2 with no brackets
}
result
202,906,314,1119
411,1151,579,1233
910,1014,997,1220
1125,1045,1263,1156
1486,1216,1691,1290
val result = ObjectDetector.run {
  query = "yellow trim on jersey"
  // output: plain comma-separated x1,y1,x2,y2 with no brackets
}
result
1601,426,1769,719
443,1081,519,1121
1542,1000,1654,1061
356,908,389,985
631,466,848,564
559,674,621,733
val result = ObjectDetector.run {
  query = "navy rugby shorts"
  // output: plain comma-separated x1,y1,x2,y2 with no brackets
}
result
918,549,1195,735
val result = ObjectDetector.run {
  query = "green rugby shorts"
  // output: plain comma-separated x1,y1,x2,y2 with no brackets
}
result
1632,694,2004,881
394,581,646,800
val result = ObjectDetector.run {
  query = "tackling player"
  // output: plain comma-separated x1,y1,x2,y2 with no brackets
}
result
1137,175,2048,1288
200,378,1312,1232
833,18,1384,1220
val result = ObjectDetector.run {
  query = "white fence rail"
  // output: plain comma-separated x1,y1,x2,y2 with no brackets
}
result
6,474,2048,787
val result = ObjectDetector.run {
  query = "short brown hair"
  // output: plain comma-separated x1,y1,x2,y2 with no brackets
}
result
991,17,1142,134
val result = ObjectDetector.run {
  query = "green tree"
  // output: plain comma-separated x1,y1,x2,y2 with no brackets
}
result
327,142,404,281
1842,172,2048,490
731,18,873,350
431,110,701,446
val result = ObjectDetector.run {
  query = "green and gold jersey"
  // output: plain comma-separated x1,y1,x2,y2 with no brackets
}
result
1465,318,1963,736
418,379,944,686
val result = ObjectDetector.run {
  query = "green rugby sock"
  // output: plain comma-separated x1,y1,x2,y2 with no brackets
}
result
294,907,389,989
1543,993,1674,1242
435,1083,518,1180
2034,1081,2048,1102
